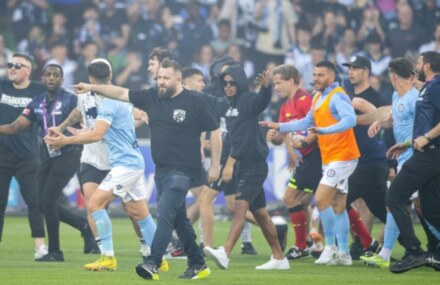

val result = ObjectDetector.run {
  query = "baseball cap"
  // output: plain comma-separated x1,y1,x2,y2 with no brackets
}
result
342,55,371,71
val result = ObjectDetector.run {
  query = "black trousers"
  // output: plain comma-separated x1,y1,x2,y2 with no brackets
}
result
39,149,86,253
387,146,440,252
347,160,388,224
0,149,45,241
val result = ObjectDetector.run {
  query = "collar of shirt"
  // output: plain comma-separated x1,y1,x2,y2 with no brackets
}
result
322,82,340,97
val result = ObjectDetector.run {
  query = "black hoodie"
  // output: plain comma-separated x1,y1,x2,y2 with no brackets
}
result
220,65,271,161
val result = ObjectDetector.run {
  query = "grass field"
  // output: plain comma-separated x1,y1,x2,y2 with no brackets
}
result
0,217,437,285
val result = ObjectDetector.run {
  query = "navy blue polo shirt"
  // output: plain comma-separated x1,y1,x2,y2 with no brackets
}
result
22,87,80,156
414,75,440,146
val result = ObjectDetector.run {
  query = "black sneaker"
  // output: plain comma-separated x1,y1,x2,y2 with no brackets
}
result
285,246,310,260
135,262,159,280
349,238,363,260
241,242,257,255
364,240,381,255
35,251,64,262
82,224,100,254
390,250,427,273
178,264,211,280
275,224,288,253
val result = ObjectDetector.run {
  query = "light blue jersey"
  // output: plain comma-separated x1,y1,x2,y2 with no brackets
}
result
97,98,144,170
392,88,418,167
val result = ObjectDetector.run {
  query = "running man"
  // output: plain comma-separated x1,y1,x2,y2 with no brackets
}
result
45,61,160,272
261,61,360,266
65,59,221,280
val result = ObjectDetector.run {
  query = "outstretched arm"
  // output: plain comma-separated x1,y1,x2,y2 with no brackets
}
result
45,119,110,147
71,83,129,102
0,116,31,135
357,105,392,126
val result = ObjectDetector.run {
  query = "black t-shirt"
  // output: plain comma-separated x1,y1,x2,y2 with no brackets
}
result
352,86,387,164
0,79,46,160
129,88,219,178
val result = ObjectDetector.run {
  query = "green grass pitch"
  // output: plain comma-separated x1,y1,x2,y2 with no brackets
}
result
0,217,437,285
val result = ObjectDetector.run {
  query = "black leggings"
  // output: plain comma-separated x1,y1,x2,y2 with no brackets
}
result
39,149,86,253
0,151,45,241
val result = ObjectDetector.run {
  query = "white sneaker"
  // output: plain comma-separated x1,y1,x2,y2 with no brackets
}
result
203,246,229,269
315,245,338,265
255,255,290,270
140,244,151,257
34,244,48,259
327,252,352,266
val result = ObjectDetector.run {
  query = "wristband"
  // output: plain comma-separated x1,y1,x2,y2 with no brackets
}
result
404,140,412,148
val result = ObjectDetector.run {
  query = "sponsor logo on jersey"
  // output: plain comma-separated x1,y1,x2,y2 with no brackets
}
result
173,109,186,122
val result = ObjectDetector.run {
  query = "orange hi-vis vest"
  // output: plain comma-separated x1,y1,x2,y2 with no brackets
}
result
312,86,360,164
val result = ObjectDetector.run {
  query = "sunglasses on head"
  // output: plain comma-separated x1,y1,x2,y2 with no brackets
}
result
7,62,29,70
222,80,237,87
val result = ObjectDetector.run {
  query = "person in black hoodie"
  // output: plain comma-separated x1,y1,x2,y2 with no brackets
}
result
203,65,289,270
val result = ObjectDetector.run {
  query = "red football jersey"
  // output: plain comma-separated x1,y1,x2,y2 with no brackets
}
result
278,88,316,156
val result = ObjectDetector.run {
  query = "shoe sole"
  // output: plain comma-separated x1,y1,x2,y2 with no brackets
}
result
203,248,228,269
85,266,117,271
192,268,211,280
135,264,159,280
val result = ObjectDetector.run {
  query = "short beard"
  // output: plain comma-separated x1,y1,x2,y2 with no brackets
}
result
158,85,176,99
418,69,426,82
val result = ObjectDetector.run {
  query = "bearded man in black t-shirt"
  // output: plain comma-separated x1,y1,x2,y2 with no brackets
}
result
0,53,47,258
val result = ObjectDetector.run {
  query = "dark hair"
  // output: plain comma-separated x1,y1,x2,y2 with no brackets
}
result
272,64,300,85
421,51,440,73
388,57,413,79
81,40,98,49
88,61,111,82
310,38,325,51
217,19,231,29
43,63,64,77
160,59,183,76
182,67,203,80
149,47,172,63
296,22,311,33
366,32,382,44
316,60,336,73
12,53,33,70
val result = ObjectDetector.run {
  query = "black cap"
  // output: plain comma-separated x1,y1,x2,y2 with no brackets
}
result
342,55,371,71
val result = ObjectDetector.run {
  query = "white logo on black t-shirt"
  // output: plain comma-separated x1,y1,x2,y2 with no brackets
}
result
173,109,186,122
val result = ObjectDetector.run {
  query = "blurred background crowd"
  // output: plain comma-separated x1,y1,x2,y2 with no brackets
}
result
1,0,440,137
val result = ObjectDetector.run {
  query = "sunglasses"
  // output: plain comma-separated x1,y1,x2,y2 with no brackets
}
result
222,80,237,87
7,62,30,70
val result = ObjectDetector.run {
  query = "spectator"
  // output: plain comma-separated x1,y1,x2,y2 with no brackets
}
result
360,33,391,78
192,44,215,81
285,23,313,75
316,9,345,54
357,5,386,44
46,41,77,89
419,22,440,54
0,34,13,78
299,39,327,92
6,0,49,43
227,43,255,79
211,19,235,56
75,5,105,51
386,4,427,57
128,0,163,56
73,41,99,84
253,0,296,72
160,6,182,63
115,51,149,89
178,0,213,66
17,26,51,80
99,0,130,52
336,28,360,87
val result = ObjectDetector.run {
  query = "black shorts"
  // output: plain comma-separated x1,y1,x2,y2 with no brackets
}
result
190,167,206,188
208,165,237,196
79,163,110,186
289,148,322,193
234,160,268,212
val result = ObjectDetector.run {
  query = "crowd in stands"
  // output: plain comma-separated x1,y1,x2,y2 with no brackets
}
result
1,0,440,135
